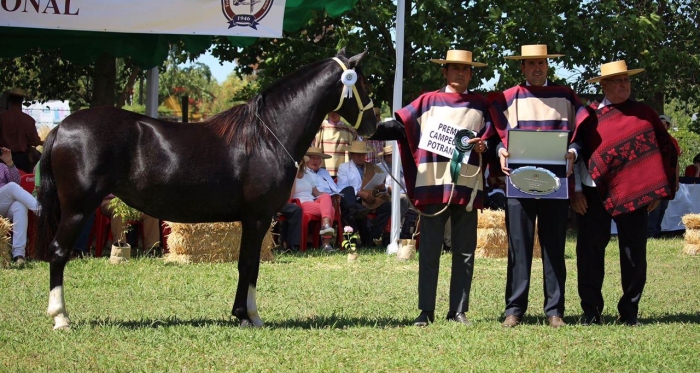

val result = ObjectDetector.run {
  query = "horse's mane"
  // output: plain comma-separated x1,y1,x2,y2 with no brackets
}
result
203,96,263,153
203,57,338,154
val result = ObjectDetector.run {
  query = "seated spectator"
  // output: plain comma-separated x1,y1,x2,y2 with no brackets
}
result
100,194,161,253
277,202,302,252
0,147,40,264
685,153,700,178
337,141,391,246
289,154,336,252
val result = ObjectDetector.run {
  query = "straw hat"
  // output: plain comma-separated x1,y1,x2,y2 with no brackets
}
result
6,88,27,97
586,60,645,83
430,50,487,67
503,44,564,60
378,145,393,156
306,146,331,159
344,141,371,154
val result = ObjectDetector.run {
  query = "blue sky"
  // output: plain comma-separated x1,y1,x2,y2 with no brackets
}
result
194,52,237,83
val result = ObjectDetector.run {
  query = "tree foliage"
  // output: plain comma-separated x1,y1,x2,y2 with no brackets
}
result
211,0,699,114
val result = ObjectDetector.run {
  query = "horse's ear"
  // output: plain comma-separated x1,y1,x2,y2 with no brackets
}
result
337,47,347,57
347,49,368,69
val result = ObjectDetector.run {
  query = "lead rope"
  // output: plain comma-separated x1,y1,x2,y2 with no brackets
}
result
256,112,298,168
369,143,482,218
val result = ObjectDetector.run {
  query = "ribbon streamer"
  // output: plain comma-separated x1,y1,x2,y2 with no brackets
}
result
450,129,477,182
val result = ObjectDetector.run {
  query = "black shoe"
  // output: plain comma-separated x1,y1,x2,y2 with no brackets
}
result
446,311,470,325
11,256,26,265
413,310,435,327
581,314,603,326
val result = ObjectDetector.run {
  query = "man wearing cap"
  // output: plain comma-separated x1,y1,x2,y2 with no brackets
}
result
370,49,491,326
572,61,678,326
313,111,357,178
337,140,390,246
489,45,589,328
0,88,42,173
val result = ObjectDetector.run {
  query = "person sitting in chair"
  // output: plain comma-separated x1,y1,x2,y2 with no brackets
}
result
337,140,390,246
0,147,40,264
289,154,336,252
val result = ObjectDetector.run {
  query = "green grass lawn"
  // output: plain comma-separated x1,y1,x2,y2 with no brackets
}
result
2,235,699,372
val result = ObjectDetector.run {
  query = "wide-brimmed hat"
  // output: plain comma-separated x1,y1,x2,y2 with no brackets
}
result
344,141,371,154
586,60,645,83
430,50,487,67
378,145,393,156
503,44,564,60
306,146,331,159
6,88,27,97
659,115,672,124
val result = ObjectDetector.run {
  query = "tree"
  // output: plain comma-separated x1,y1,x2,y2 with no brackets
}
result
211,0,699,113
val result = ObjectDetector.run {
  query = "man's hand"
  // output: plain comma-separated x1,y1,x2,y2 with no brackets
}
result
499,148,511,176
565,150,576,177
571,191,588,215
358,189,375,204
647,200,661,212
469,137,486,153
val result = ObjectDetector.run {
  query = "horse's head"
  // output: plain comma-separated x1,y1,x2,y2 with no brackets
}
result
331,48,377,137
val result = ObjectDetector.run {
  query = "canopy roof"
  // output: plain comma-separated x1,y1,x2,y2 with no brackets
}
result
0,0,356,69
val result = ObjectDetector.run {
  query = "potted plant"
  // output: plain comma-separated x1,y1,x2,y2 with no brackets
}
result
108,197,142,264
342,226,360,262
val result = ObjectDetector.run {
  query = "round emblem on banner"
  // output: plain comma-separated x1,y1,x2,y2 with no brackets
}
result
221,0,275,30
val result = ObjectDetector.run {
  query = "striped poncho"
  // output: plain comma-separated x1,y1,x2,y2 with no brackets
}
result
395,89,492,211
489,82,589,147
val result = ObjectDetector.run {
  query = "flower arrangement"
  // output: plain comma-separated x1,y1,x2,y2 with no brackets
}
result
341,226,360,253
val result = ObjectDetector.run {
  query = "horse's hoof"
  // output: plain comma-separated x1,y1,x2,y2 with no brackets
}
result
52,314,71,330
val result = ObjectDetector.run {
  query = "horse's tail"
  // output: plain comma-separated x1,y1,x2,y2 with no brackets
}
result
36,126,60,261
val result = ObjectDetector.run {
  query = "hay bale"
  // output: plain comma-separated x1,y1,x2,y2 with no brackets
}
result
683,244,700,256
682,214,700,230
475,209,541,258
0,217,11,268
163,221,274,264
684,229,700,245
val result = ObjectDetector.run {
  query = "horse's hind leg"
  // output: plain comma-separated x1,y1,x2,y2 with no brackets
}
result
232,219,267,327
47,211,91,330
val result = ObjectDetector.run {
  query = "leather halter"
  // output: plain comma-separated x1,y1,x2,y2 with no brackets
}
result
331,57,374,129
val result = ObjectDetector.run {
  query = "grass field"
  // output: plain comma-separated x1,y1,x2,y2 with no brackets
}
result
1,235,699,372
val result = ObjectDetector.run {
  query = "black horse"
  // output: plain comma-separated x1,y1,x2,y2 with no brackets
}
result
37,49,376,329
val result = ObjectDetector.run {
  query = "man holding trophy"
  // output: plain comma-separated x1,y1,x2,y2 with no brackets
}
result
489,45,589,328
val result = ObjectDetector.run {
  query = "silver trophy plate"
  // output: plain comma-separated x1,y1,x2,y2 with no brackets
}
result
509,166,561,195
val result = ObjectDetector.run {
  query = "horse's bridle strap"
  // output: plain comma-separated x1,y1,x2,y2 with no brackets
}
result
332,57,374,129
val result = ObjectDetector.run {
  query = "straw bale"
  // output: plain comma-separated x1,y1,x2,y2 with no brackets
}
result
475,210,540,258
478,209,505,229
683,244,700,256
163,221,274,264
684,229,700,245
476,228,508,258
682,214,700,230
0,217,11,268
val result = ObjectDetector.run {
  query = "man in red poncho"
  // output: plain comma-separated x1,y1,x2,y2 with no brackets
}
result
572,60,678,327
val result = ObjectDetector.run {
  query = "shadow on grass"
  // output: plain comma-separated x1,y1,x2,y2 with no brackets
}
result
85,314,411,330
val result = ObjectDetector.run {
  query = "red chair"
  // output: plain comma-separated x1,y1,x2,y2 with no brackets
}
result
18,173,38,258
290,197,342,252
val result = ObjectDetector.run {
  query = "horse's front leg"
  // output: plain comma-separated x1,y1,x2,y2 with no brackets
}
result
232,219,267,327
47,213,86,330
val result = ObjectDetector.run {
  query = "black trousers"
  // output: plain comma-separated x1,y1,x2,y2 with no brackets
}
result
339,186,391,245
279,203,302,247
576,185,648,321
418,204,477,313
504,197,569,317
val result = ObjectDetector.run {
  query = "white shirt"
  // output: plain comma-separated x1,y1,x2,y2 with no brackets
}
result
307,167,339,195
291,172,316,203
336,161,365,195
378,162,405,192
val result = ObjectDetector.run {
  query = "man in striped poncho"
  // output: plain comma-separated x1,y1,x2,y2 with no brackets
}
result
370,49,491,327
489,45,589,328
